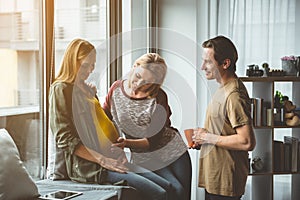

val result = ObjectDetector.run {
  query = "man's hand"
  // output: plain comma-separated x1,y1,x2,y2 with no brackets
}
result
192,128,219,145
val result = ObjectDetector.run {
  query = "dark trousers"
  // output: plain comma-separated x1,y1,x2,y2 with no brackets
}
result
155,151,192,200
205,190,241,200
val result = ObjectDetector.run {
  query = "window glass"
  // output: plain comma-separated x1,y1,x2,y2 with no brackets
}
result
0,0,42,180
85,0,100,22
122,0,148,77
54,0,107,97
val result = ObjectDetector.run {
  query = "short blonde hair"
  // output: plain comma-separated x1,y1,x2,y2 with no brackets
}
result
130,53,167,97
54,38,95,84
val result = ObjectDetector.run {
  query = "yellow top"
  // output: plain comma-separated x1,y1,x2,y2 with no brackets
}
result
72,84,120,159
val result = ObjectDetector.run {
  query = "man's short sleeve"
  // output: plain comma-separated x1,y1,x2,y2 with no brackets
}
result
226,91,252,128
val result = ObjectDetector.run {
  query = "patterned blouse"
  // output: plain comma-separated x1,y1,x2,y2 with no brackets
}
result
103,80,187,170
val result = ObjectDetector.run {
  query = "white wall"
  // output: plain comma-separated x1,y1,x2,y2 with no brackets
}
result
157,0,198,133
157,1,208,199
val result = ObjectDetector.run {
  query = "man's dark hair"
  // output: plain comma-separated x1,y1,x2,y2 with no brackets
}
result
202,35,238,72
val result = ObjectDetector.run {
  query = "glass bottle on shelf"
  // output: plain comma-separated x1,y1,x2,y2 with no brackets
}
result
273,91,285,126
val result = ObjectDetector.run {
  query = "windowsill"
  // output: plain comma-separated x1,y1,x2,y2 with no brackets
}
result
0,105,39,117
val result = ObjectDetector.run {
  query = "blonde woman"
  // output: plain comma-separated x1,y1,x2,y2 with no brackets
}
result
49,39,171,200
104,53,192,200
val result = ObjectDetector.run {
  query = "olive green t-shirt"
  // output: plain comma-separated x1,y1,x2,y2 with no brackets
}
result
198,78,251,197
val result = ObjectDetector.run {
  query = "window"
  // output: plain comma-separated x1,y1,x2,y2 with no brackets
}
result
0,0,110,181
84,0,100,22
0,0,42,180
54,0,107,97
48,0,109,170
122,0,149,76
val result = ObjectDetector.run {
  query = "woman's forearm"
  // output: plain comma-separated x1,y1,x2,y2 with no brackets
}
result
125,138,150,150
74,144,101,164
75,143,128,173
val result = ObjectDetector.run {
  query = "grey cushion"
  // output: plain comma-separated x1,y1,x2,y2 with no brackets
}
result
0,128,39,200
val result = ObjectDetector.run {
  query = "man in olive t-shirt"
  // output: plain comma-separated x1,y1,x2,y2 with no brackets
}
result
192,36,256,200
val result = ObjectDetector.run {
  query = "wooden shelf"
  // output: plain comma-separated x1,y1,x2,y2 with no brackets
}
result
240,76,300,82
249,171,300,176
273,125,300,129
253,126,272,129
249,171,273,176
244,77,300,200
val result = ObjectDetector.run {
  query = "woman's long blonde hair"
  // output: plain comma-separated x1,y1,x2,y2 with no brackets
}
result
129,53,167,97
54,38,95,84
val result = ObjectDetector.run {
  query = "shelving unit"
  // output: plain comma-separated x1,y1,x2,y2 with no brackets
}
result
240,76,300,200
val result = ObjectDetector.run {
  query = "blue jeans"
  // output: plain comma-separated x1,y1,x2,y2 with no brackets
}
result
106,151,191,200
106,168,172,200
155,151,192,200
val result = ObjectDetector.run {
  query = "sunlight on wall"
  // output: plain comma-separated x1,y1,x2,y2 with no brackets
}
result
0,49,18,107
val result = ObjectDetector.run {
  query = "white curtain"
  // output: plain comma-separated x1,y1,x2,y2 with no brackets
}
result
198,0,297,77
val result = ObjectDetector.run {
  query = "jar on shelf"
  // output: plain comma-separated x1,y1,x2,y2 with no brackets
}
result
281,56,298,76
